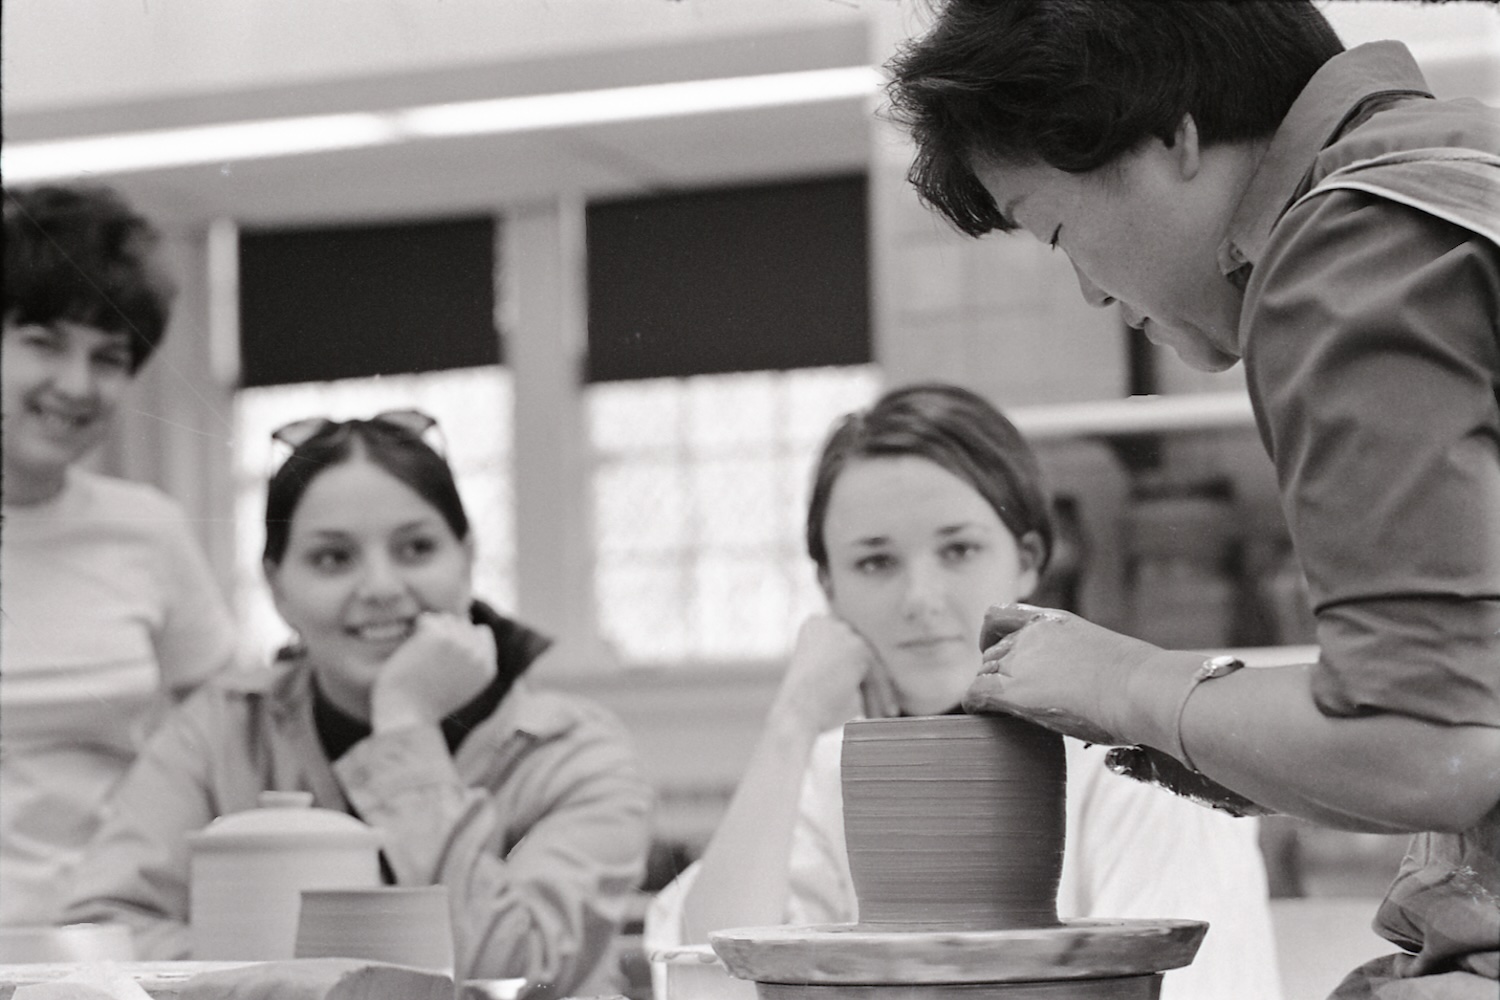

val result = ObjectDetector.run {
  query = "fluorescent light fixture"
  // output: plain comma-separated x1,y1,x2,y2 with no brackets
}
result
400,66,883,137
3,114,405,182
2,65,884,183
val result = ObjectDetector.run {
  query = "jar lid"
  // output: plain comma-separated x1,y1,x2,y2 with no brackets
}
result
188,790,383,852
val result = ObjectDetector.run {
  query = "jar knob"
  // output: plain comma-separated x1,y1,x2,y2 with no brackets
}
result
258,790,315,810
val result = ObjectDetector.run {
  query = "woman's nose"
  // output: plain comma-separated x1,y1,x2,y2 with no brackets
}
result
1072,262,1116,309
901,560,947,619
51,347,97,398
355,555,404,601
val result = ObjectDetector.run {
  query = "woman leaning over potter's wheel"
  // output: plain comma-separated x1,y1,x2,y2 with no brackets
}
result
63,411,652,996
645,383,1284,1000
887,1,1500,994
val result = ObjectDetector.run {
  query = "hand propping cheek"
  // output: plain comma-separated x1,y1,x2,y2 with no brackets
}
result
776,615,883,732
372,612,498,730
963,603,1157,746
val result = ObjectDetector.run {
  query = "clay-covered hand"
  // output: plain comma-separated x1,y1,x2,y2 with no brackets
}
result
774,614,892,734
963,603,1158,746
371,611,498,731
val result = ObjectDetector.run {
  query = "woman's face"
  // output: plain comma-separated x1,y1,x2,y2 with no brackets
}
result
819,455,1041,716
2,317,134,495
972,132,1247,373
265,456,473,716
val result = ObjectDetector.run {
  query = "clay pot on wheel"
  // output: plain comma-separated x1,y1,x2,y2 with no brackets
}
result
840,713,1066,930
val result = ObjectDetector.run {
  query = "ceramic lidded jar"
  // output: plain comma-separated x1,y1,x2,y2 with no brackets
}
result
840,714,1066,930
189,790,382,960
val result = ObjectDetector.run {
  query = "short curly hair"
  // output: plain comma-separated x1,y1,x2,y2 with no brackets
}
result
4,184,176,372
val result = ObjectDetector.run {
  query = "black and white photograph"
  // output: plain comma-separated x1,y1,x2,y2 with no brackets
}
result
2,2,1497,998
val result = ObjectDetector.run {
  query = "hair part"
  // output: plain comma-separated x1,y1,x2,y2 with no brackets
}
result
263,419,470,566
885,0,1344,236
4,184,176,372
805,382,1054,575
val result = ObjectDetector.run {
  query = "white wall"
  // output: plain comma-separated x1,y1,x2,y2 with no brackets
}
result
1322,0,1500,101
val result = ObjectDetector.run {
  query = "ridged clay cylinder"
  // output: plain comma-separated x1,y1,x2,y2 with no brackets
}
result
840,714,1067,930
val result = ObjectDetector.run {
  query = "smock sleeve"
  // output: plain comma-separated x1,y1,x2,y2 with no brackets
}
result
1245,190,1500,725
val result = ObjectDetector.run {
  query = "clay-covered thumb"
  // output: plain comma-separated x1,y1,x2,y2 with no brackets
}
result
979,603,1041,651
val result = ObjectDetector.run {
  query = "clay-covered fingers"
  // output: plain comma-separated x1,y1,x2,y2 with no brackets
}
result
965,608,1153,746
978,602,1071,652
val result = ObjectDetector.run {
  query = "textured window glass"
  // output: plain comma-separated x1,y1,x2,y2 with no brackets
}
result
589,365,881,666
595,461,690,556
233,366,515,663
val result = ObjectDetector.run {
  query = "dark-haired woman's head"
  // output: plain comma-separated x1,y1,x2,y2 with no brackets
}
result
3,184,177,503
4,184,175,372
263,416,469,566
807,383,1053,714
262,416,475,715
886,1,1335,373
886,0,1343,236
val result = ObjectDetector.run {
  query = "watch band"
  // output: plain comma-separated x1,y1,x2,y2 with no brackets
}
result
1169,654,1246,773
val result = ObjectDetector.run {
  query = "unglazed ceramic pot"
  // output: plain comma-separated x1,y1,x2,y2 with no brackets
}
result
296,885,455,976
840,714,1066,930
189,790,382,960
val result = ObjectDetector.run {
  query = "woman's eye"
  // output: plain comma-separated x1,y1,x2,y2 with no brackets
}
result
942,541,982,563
93,349,132,373
1048,226,1061,251
397,536,438,562
855,554,895,575
307,549,352,572
20,328,63,352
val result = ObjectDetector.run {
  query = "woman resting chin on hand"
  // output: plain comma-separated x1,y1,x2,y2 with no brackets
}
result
645,383,1284,1000
369,610,499,734
63,412,652,998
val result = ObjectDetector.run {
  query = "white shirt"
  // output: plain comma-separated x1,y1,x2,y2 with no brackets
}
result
0,468,237,924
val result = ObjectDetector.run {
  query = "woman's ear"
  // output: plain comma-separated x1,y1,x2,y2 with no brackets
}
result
1172,113,1202,181
1015,530,1046,599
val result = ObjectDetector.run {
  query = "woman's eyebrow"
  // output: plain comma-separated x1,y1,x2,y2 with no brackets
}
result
935,521,992,539
847,534,891,548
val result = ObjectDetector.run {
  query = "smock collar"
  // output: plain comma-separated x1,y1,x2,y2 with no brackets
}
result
1219,42,1433,284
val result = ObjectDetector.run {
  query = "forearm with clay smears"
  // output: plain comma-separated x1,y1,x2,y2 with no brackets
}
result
1122,657,1500,834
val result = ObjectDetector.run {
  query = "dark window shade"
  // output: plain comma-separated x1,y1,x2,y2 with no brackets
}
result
585,174,870,383
238,217,499,388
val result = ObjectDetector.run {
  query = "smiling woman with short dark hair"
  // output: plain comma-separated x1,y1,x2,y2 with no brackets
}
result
0,183,238,928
